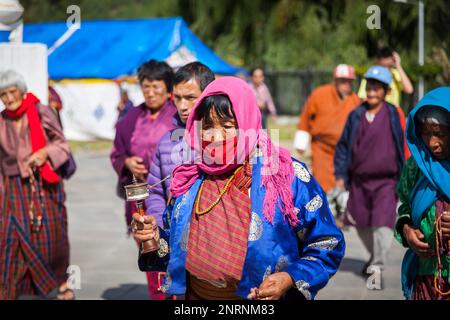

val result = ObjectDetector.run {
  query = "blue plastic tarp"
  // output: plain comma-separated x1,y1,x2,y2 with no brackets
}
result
0,17,243,79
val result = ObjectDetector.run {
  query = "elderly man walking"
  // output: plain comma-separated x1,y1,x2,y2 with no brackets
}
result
294,64,361,194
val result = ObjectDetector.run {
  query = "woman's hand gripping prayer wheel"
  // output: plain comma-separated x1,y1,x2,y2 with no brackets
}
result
131,213,160,251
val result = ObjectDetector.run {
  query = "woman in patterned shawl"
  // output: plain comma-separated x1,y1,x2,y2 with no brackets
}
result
132,77,345,300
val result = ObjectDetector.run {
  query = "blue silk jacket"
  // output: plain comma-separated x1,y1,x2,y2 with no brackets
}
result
138,155,345,300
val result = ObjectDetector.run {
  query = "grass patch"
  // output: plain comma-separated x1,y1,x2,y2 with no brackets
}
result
69,140,112,152
267,118,297,142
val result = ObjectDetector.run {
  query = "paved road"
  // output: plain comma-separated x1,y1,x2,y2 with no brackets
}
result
65,149,406,300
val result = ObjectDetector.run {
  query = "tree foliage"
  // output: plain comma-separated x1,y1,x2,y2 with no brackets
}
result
20,0,450,84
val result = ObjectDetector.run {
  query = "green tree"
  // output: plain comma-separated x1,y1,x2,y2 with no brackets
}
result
19,0,450,85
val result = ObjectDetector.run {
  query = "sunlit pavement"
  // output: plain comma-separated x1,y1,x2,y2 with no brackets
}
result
66,150,149,300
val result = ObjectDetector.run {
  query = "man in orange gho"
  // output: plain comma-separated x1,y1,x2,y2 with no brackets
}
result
294,64,361,220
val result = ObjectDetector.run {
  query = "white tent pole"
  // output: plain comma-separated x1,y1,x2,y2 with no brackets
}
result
47,26,78,56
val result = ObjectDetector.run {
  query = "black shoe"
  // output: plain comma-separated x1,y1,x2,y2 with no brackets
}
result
361,261,371,275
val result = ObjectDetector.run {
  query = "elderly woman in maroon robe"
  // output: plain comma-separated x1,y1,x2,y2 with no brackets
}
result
0,70,72,300
110,60,177,300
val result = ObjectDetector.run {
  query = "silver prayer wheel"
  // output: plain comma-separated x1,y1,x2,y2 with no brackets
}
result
124,181,149,202
124,176,159,254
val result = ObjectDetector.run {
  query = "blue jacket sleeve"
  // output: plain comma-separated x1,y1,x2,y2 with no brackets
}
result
145,145,167,228
284,166,346,300
137,226,171,272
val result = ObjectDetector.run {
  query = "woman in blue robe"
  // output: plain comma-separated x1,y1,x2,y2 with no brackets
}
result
132,77,345,300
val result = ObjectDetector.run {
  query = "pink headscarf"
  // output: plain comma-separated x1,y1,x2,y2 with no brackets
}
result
170,76,298,226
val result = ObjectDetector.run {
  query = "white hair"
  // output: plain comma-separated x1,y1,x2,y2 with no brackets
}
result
0,70,27,93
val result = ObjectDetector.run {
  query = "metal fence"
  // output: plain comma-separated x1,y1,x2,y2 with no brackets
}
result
265,69,331,116
265,69,424,116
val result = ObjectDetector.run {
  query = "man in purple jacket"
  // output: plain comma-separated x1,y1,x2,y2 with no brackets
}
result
145,62,215,227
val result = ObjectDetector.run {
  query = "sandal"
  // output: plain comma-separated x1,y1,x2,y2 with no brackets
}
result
56,283,75,300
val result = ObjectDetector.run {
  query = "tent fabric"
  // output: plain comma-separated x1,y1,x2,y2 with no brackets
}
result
0,17,243,78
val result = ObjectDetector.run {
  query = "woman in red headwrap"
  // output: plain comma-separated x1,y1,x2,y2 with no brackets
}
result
132,76,345,300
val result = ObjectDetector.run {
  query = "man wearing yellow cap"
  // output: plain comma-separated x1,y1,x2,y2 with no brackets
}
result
358,47,414,107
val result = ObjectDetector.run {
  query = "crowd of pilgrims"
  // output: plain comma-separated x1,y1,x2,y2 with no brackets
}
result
0,49,448,300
